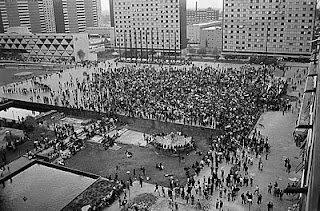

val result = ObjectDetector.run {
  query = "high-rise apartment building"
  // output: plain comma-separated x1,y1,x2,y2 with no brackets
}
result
53,0,99,33
0,0,46,33
109,0,187,60
43,0,56,32
186,8,219,25
223,0,316,58
0,0,101,34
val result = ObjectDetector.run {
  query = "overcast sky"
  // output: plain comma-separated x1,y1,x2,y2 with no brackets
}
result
101,0,223,11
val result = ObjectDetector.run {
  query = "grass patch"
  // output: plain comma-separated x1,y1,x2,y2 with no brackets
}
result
65,125,212,187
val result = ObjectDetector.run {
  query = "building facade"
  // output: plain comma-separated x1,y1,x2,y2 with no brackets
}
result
109,0,187,60
187,21,221,44
200,26,222,52
0,0,46,33
293,47,320,211
53,0,99,33
86,26,115,48
0,27,90,62
0,0,101,34
186,8,219,25
222,0,316,58
43,0,56,32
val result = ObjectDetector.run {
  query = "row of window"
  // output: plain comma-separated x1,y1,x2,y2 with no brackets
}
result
224,44,309,49
225,36,311,41
224,46,309,53
225,13,313,18
116,24,179,28
226,5,313,10
225,40,309,46
115,29,180,33
225,25,312,30
114,5,179,12
225,29,311,34
114,0,178,6
225,0,312,5
116,42,180,46
115,19,179,23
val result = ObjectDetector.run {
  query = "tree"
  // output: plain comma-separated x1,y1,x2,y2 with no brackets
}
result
212,47,219,55
197,47,207,55
77,49,85,61
188,48,196,54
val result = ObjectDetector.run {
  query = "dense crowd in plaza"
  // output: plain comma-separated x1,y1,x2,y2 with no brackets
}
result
82,63,286,131
0,60,299,211
1,61,288,132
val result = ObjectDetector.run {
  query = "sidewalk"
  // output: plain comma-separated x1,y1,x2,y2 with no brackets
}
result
0,156,32,178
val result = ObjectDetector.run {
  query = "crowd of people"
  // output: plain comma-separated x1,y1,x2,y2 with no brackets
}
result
151,132,195,155
140,124,293,211
2,61,287,132
0,59,302,211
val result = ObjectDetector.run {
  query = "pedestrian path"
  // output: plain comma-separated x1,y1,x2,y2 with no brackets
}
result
0,156,32,178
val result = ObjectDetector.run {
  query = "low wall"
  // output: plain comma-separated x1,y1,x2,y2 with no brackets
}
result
0,101,14,111
0,160,100,184
10,99,223,138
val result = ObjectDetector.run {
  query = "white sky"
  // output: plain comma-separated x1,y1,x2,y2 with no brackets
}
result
101,0,223,11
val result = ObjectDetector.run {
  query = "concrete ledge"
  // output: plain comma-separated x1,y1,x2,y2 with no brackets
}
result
0,159,100,184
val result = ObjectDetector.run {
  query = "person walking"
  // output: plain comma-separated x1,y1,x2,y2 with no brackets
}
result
287,163,291,173
268,183,272,194
219,200,223,211
257,193,262,204
267,201,274,211
162,187,166,197
139,175,143,188
241,192,246,204
215,199,219,209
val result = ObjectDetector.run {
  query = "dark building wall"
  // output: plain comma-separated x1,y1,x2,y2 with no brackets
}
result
28,0,43,33
84,0,94,27
53,0,65,33
109,0,114,27
66,0,79,33
179,0,187,49
0,9,4,33
6,0,20,28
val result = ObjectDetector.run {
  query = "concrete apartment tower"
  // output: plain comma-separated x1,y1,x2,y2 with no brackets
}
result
222,0,316,58
43,0,56,32
52,0,100,33
0,0,47,33
109,0,187,60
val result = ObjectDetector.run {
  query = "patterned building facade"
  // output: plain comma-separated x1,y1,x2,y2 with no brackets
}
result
222,0,316,58
53,0,99,33
0,0,46,33
0,27,90,62
0,0,100,34
186,9,219,25
200,27,222,52
109,0,187,58
43,0,56,32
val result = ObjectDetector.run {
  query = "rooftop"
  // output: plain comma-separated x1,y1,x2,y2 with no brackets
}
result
0,161,98,211
192,21,221,27
202,26,222,31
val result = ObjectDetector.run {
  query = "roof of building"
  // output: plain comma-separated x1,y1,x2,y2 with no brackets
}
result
193,21,221,27
202,26,222,31
6,27,32,35
2,27,88,37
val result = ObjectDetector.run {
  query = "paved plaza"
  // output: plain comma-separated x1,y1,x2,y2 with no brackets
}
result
0,60,308,211
104,62,307,211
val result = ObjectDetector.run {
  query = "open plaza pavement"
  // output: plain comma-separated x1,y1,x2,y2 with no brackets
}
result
0,60,308,211
102,62,307,211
